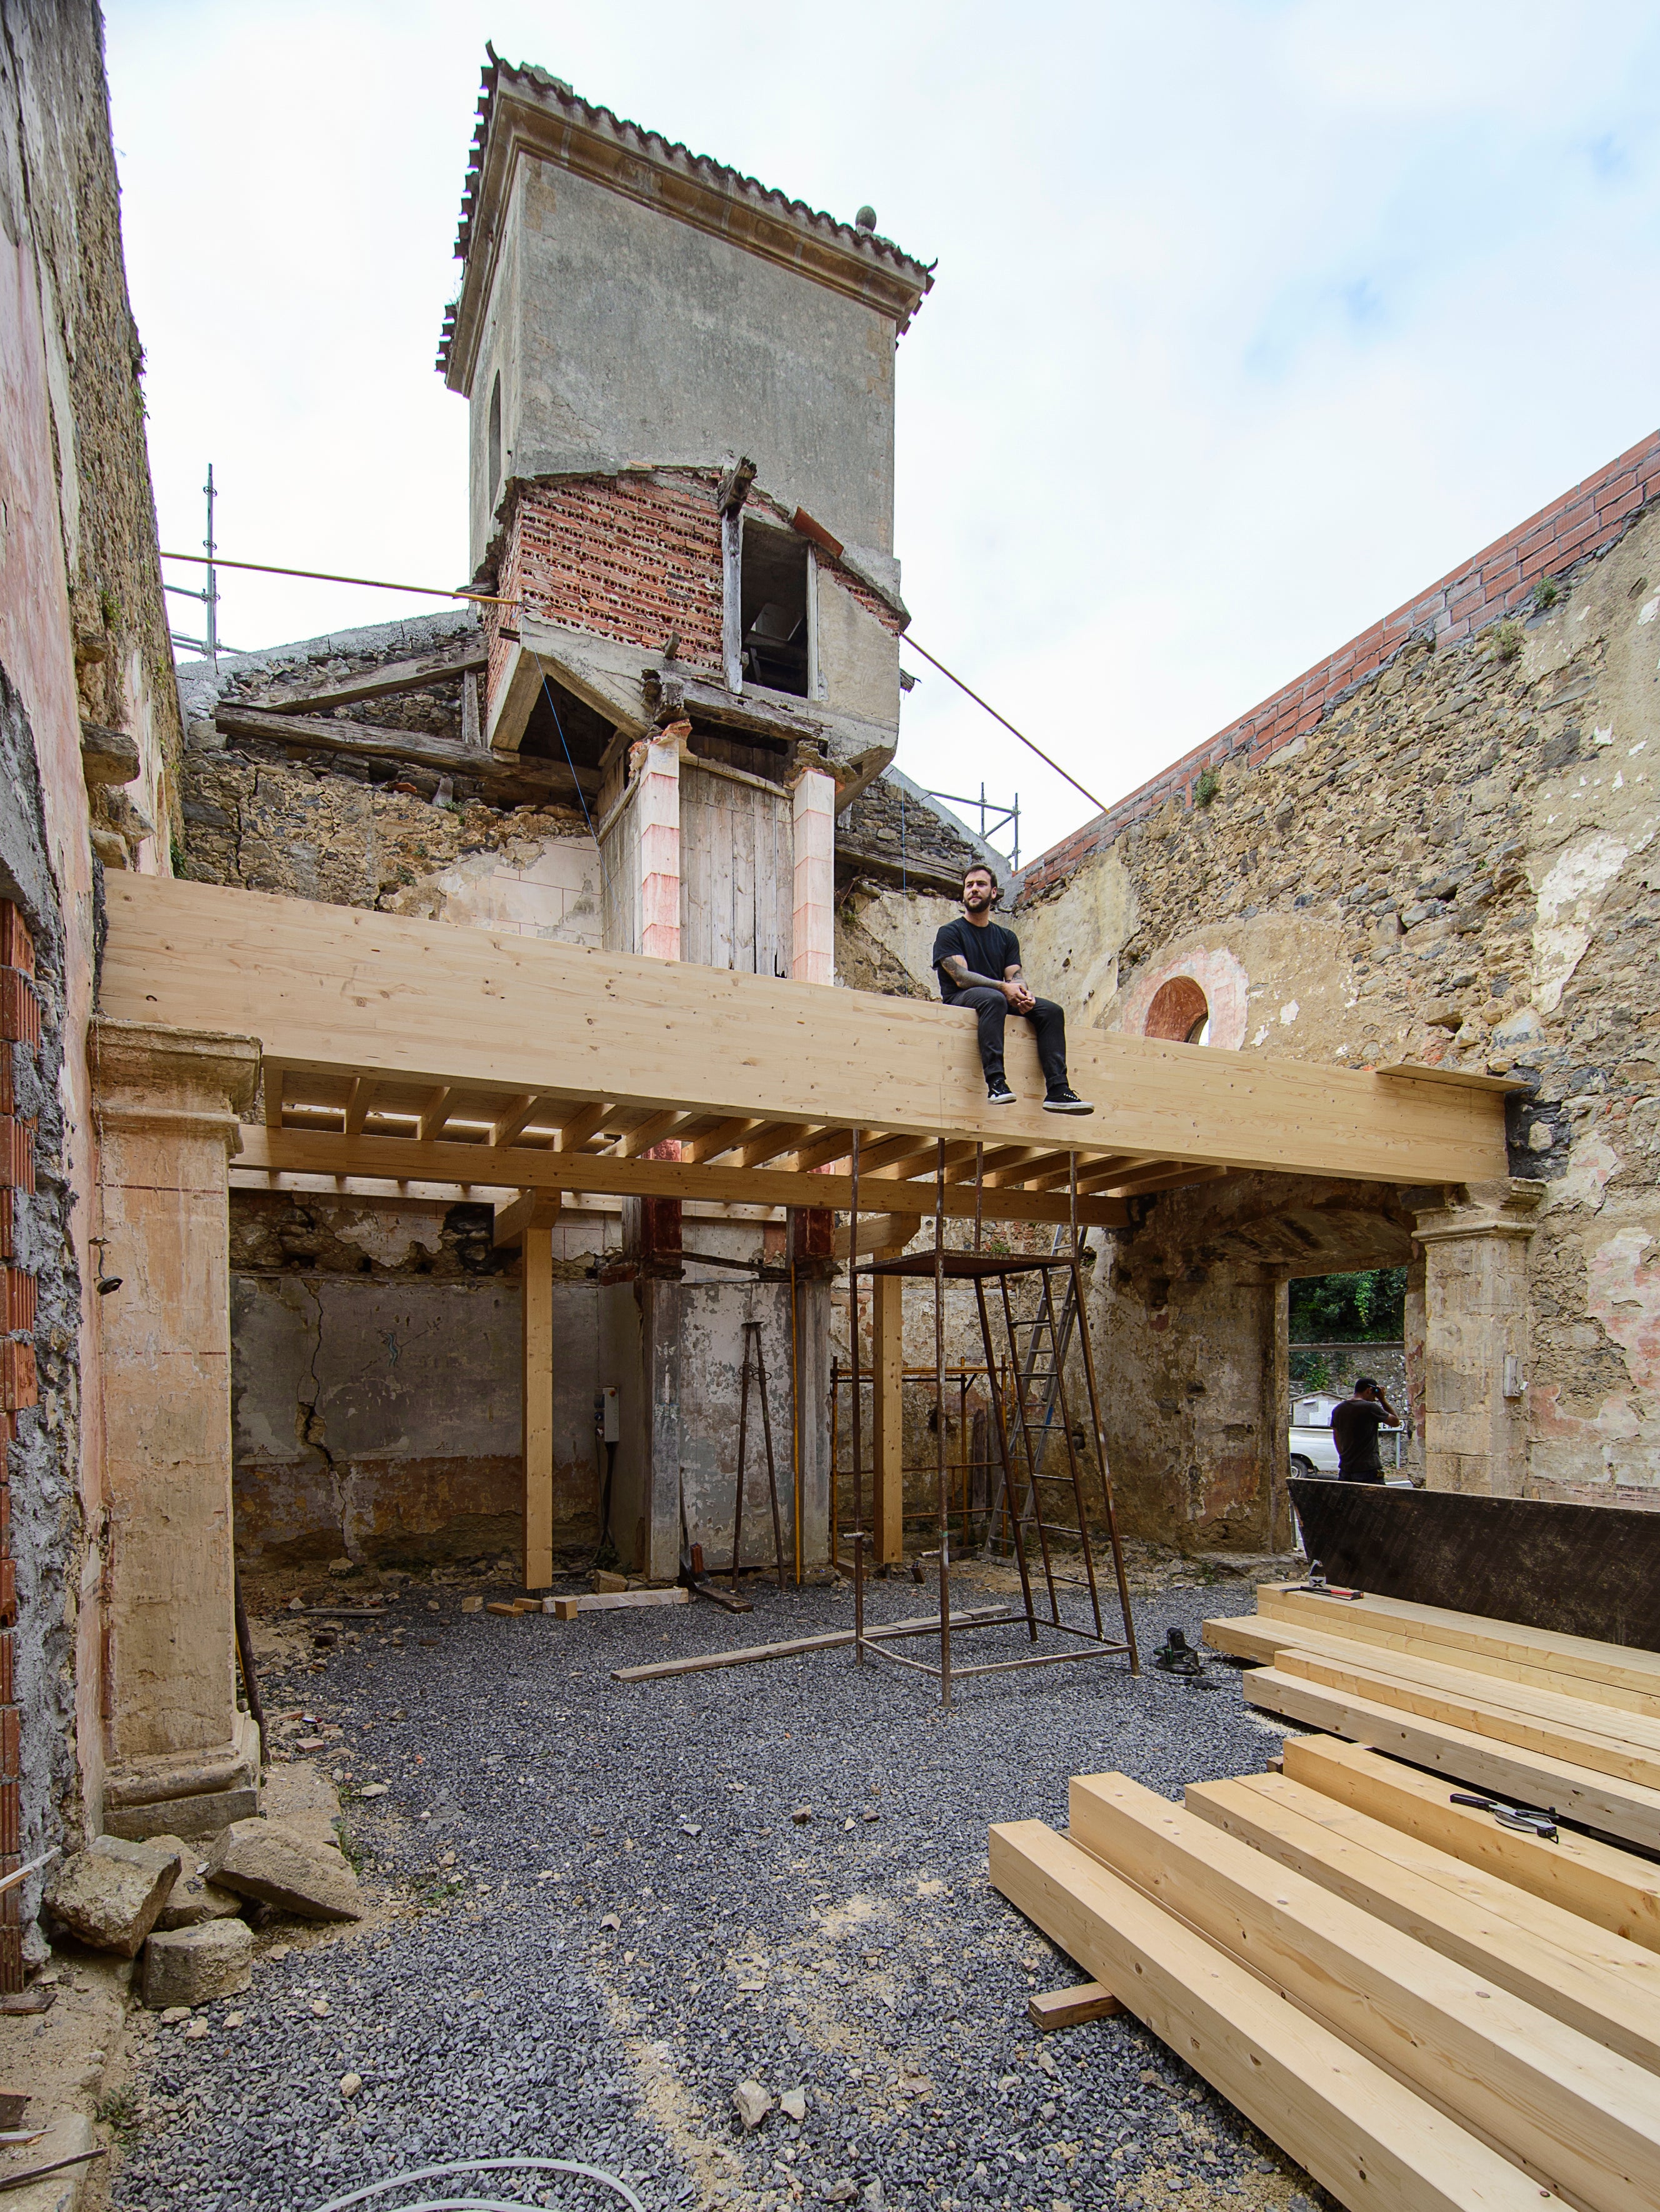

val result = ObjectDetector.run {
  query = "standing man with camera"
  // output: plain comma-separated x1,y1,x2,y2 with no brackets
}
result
1331,1377,1402,1483
931,864,1093,1112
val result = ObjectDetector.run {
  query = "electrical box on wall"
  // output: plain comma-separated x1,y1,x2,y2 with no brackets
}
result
594,1385,620,1442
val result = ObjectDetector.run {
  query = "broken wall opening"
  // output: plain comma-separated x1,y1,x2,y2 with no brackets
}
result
739,521,810,697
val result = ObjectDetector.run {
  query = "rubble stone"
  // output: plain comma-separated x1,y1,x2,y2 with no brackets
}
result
44,1836,178,1957
732,2081,773,2130
142,1919,255,2008
204,1819,363,1921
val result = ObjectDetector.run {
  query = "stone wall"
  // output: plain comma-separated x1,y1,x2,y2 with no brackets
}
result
849,449,1660,1530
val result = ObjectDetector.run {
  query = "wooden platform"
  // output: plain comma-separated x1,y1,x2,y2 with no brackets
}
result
988,1583,1660,2210
97,874,1511,1222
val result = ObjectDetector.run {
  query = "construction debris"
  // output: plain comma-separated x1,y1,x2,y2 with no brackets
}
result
43,1836,178,1957
204,1819,363,1921
141,1919,255,2009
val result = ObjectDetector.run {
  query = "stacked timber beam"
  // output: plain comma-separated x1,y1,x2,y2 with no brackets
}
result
990,1582,1660,2210
95,874,1512,1227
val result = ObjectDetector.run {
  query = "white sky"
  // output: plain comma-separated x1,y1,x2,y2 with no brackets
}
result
106,0,1660,864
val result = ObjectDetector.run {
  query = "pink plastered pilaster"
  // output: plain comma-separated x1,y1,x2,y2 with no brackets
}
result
638,735,681,963
791,769,836,986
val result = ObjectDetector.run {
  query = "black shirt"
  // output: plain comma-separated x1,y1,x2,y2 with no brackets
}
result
932,917,1021,1003
1330,1397,1388,1473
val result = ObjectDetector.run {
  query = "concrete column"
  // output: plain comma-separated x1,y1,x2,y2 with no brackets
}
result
638,732,681,962
91,1019,259,1826
791,767,836,986
1410,1180,1546,1498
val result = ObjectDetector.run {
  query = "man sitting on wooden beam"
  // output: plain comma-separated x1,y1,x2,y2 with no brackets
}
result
932,865,1093,1113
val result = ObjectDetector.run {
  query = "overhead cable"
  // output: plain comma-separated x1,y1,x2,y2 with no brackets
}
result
159,551,514,605
901,637,1107,817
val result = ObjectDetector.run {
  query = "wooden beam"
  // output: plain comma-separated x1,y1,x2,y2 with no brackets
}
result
523,1222,555,1591
831,1213,912,1263
1027,1982,1123,2032
99,876,1513,1185
344,1076,374,1135
1244,1665,1660,1850
214,704,601,801
736,1122,817,1170
263,1067,284,1128
1257,1584,1660,1713
1187,1771,1660,2074
493,1188,562,1248
239,1125,1128,1228
491,1094,544,1148
1282,1735,1660,1955
551,1588,689,1618
416,1085,453,1142
615,1110,692,1160
556,1102,613,1153
611,1605,1012,1683
261,639,487,715
685,1118,762,1165
789,1127,863,1174
1104,1163,1232,1198
989,1820,1556,2212
1272,1645,1660,1791
1066,1771,1660,2212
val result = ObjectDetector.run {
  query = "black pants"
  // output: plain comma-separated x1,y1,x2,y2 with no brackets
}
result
953,988,1069,1087
1338,1465,1386,1484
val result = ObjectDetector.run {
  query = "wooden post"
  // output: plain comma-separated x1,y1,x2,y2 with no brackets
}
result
522,1215,558,1590
872,1263,905,1566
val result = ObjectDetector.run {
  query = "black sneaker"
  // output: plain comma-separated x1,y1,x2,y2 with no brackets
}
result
1043,1086,1094,1114
986,1077,1017,1106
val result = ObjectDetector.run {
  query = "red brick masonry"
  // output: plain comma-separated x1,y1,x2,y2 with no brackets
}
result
1020,429,1660,900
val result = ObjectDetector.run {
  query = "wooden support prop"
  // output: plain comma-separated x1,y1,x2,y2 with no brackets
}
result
239,1126,1128,1230
522,1222,555,1590
1066,1770,1660,2212
494,1188,561,1249
609,1605,1012,1683
1027,1981,1122,2031
1244,1665,1660,1850
1187,1770,1660,2074
214,703,600,799
1272,1645,1660,1791
988,1819,1568,2212
102,875,1512,1186
1257,1584,1660,1717
261,638,488,714
551,1588,689,1619
1282,1735,1660,1955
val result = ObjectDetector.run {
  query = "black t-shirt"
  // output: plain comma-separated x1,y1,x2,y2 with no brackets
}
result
1330,1397,1388,1472
932,917,1021,1002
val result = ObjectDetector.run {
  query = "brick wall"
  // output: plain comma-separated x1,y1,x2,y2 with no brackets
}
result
0,904,37,1993
1020,429,1660,899
495,474,726,699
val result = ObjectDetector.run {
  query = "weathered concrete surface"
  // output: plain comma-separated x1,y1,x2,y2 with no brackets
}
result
92,1020,259,1781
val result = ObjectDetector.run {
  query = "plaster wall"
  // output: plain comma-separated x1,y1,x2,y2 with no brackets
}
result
470,156,898,571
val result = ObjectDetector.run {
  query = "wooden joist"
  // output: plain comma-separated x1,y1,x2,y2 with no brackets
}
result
1272,1645,1660,1792
1243,1663,1660,1850
259,637,487,714
99,875,1512,1185
1064,1770,1660,2212
988,1818,1571,2212
1186,1770,1660,2074
551,1588,689,1620
1256,1583,1660,1712
213,703,600,801
1282,1736,1660,1955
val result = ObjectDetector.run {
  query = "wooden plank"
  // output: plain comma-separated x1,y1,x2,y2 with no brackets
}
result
616,1110,692,1160
491,1094,544,1148
342,1075,372,1135
237,1125,1128,1228
1243,1664,1660,1850
790,1127,862,1173
1186,1770,1660,2073
416,1086,452,1142
523,1223,554,1591
260,639,488,714
1027,1981,1122,2031
263,1066,284,1128
556,1102,614,1153
872,1269,904,1567
609,1605,1012,1683
686,1118,762,1165
1282,1736,1660,1955
1205,1611,1660,1720
214,703,599,799
1257,1585,1660,1709
550,1588,689,1619
99,876,1511,1184
736,1123,816,1170
1066,1770,1660,2212
1273,1646,1660,1790
988,1819,1567,2212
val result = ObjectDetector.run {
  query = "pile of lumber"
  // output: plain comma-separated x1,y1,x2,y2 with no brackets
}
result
990,1582,1660,2210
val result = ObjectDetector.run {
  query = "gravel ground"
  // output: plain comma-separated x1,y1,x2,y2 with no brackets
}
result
109,1570,1328,2212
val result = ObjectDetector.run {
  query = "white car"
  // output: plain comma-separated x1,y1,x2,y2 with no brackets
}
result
1289,1392,1406,1480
